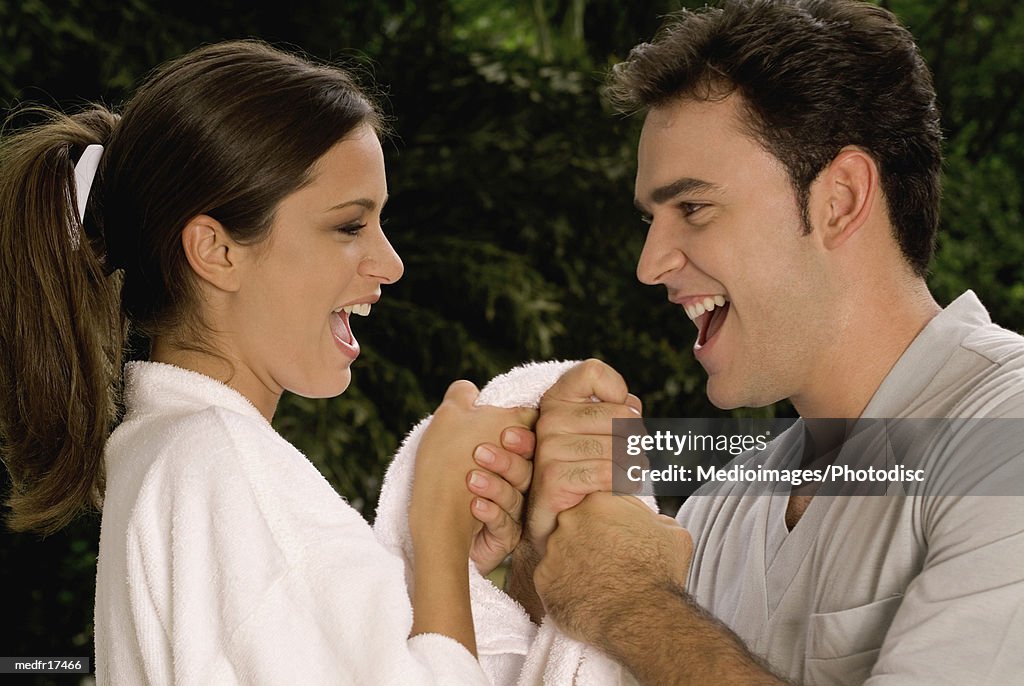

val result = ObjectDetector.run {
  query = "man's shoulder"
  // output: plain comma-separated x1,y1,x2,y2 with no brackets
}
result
960,317,1024,365
947,319,1024,416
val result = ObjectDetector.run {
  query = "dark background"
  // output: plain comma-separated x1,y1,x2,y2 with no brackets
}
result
1,1,1021,681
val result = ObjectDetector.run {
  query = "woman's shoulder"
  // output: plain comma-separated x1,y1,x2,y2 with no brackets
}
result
107,401,377,565
108,401,279,476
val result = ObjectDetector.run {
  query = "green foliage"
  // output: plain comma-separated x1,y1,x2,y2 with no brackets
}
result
1,0,1022,675
894,0,1024,325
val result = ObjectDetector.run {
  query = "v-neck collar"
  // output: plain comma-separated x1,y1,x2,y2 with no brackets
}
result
756,291,987,613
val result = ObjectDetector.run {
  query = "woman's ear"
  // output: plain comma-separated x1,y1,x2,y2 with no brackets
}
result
180,215,243,292
810,146,879,251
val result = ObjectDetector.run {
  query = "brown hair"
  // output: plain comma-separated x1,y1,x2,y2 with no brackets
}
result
0,40,382,533
607,0,943,277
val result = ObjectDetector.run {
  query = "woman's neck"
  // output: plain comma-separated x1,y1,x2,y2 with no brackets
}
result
150,338,280,420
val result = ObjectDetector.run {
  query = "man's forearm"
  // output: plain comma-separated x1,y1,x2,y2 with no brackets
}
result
598,583,789,686
507,541,545,624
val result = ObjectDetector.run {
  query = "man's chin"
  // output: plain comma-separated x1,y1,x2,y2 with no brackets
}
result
705,378,777,411
707,389,743,410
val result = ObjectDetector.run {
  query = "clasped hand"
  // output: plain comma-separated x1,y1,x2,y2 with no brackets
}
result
439,358,647,575
408,379,538,575
410,360,695,634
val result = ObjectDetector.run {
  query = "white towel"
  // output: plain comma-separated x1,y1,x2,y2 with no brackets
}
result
374,360,653,686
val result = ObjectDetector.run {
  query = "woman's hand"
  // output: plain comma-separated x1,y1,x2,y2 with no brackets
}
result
467,427,536,576
410,381,538,557
408,381,537,654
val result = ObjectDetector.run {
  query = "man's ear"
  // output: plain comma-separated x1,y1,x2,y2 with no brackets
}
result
810,146,879,251
180,215,243,292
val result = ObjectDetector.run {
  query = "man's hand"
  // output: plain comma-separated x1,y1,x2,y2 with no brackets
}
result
505,359,643,621
535,493,786,686
527,359,643,554
534,492,692,643
468,426,536,576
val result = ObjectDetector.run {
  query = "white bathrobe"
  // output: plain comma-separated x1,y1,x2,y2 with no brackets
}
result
95,361,489,685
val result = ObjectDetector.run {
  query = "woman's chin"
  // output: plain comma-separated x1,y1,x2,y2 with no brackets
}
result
293,368,352,399
325,369,353,397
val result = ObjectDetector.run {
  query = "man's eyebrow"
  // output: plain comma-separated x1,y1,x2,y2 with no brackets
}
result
325,195,389,212
635,178,721,214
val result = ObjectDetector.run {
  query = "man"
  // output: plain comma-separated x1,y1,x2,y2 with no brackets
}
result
512,1,1024,684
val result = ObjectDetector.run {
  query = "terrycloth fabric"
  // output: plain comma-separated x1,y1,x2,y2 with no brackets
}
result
95,361,489,685
374,360,652,686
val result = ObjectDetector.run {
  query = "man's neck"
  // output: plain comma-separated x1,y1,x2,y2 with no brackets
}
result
791,282,941,419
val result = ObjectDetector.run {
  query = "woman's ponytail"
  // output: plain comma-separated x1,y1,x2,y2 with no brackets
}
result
2,41,384,533
0,106,124,534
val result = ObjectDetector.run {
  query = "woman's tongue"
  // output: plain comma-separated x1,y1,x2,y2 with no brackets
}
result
698,302,729,346
330,311,355,345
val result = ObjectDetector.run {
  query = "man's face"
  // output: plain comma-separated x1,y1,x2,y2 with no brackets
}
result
634,94,840,410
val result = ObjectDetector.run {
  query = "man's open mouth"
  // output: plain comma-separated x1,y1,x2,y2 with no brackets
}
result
684,295,730,347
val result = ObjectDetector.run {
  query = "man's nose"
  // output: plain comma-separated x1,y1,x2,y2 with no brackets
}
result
636,219,687,285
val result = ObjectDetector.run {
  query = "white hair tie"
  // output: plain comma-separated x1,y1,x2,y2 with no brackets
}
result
70,144,104,249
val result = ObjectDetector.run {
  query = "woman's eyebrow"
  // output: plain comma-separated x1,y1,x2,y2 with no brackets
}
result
325,195,389,212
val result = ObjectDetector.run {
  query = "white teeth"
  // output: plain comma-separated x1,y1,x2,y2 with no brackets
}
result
334,303,372,316
683,295,729,321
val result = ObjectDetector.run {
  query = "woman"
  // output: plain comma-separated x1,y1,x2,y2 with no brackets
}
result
0,40,535,684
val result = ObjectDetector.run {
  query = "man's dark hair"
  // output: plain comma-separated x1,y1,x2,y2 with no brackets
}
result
608,0,942,276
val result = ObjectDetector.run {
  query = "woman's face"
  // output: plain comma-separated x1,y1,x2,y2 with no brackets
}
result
224,124,402,413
